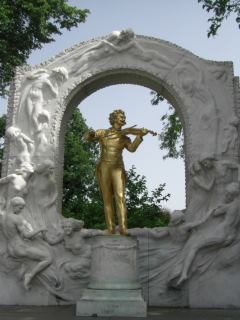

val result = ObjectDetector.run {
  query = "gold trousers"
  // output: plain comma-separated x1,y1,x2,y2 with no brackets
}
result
96,161,127,235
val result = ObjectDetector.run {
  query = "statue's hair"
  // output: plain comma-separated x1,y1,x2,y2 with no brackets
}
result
107,30,121,42
11,196,25,206
109,109,125,125
6,126,20,138
61,218,84,231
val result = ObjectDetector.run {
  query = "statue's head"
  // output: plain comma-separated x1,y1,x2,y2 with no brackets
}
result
11,196,25,214
190,161,201,174
200,156,215,169
61,218,84,235
169,210,185,226
225,182,239,203
52,67,68,82
119,29,135,42
6,126,21,139
109,109,126,126
36,159,54,175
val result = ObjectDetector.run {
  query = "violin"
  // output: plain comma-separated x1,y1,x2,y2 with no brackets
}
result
105,125,158,138
121,125,158,136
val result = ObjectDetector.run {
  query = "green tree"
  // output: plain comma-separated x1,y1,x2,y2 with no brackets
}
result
126,166,170,228
198,0,240,37
62,109,103,228
151,91,184,159
0,0,89,96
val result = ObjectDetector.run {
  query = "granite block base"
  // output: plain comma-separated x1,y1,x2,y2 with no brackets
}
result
76,288,146,317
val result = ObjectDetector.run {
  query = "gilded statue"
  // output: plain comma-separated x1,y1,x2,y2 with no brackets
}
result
85,109,157,235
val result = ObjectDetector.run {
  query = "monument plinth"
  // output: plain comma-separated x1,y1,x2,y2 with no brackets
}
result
76,235,147,317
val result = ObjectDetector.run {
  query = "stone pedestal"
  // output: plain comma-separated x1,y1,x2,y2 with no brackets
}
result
76,235,146,317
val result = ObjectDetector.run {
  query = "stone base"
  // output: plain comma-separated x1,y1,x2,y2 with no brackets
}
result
76,288,147,317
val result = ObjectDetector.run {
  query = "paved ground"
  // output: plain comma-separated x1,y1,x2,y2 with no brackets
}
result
1,305,240,320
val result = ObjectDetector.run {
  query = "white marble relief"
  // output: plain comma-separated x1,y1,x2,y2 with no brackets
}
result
0,163,34,210
221,118,239,155
70,29,173,78
17,67,68,139
168,182,240,288
6,126,34,171
1,197,51,290
1,30,239,307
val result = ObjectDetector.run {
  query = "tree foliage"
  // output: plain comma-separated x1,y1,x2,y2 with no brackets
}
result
151,91,184,159
0,0,89,96
126,166,170,228
198,0,240,36
62,109,103,228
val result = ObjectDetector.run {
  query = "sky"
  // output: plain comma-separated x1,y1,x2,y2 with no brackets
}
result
1,0,239,210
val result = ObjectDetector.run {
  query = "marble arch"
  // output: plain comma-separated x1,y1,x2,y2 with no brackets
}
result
4,30,239,212
1,29,240,307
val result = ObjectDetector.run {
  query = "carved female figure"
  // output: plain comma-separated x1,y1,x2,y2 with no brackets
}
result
0,163,34,210
129,210,189,243
168,182,240,288
221,118,239,155
19,67,68,137
6,126,34,170
25,159,58,230
2,197,51,290
71,29,173,77
187,157,216,220
44,218,102,279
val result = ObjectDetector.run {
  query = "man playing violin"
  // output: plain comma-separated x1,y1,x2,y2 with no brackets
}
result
85,109,156,235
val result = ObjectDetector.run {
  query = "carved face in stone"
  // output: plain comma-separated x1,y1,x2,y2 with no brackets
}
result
12,197,25,214
13,203,24,214
52,67,68,83
47,165,54,175
11,197,25,214
201,158,214,169
39,160,54,176
62,222,73,235
224,183,239,203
